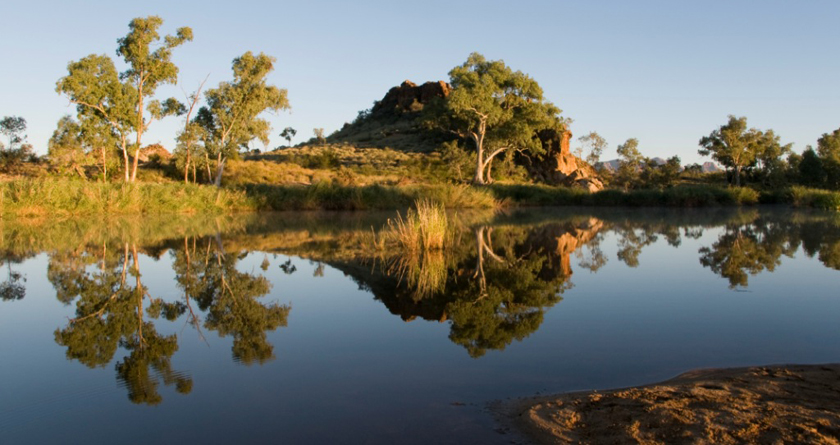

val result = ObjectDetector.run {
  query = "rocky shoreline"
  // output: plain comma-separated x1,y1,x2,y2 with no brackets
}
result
496,364,840,444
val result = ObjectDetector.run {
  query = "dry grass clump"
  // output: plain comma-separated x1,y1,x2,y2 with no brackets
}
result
387,199,448,252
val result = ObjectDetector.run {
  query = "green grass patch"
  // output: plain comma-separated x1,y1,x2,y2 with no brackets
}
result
0,179,254,216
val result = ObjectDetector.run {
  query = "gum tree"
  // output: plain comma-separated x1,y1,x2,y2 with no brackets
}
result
196,52,290,186
56,16,191,182
426,53,563,185
117,16,192,181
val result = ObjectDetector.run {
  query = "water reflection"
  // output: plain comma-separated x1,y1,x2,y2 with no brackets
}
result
1,209,839,406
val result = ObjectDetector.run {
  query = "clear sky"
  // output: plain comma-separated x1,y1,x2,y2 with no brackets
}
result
1,0,839,163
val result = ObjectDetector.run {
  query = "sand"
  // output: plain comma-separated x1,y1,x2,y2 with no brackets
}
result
498,364,840,444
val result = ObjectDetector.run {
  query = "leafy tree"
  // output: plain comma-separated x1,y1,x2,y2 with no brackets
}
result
196,52,290,186
817,128,840,189
117,16,192,181
57,54,136,181
578,131,607,166
313,128,325,146
615,138,643,190
425,52,562,184
0,116,27,151
752,129,792,188
280,127,296,146
0,116,33,165
173,78,208,183
639,155,681,189
56,16,190,182
799,146,826,188
699,115,764,187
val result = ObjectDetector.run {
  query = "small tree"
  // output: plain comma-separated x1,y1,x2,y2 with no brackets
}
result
425,53,562,184
280,127,296,146
799,147,826,188
615,138,643,190
0,116,32,166
196,51,290,186
313,128,325,145
817,128,840,189
578,131,607,166
0,116,27,151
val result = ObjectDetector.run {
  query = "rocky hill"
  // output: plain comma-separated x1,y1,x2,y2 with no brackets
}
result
327,79,603,191
328,80,452,153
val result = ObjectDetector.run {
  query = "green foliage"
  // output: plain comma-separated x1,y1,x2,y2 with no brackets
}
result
280,127,297,145
578,131,607,166
425,52,563,184
615,138,643,190
699,115,791,187
817,128,840,189
197,51,290,185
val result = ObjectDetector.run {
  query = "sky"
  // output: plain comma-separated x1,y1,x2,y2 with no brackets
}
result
1,0,839,163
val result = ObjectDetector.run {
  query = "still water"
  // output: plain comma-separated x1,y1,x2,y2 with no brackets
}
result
1,208,838,444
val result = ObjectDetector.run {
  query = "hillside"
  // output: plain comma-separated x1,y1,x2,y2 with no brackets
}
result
327,80,452,153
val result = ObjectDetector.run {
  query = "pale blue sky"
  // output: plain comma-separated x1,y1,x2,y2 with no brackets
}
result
1,0,839,163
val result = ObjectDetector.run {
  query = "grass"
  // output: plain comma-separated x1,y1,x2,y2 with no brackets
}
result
787,186,840,210
386,199,448,252
0,179,253,216
242,182,497,211
488,184,761,207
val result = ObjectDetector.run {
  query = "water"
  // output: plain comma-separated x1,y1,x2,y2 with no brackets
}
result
1,207,838,444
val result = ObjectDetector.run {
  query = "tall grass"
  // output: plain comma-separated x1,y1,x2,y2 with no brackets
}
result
787,186,840,210
488,184,760,207
386,199,449,252
0,179,253,216
243,183,497,211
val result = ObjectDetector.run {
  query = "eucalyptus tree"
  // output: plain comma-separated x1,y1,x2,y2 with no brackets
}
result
117,16,192,181
425,52,563,184
578,131,607,166
280,127,296,146
699,116,760,187
615,138,644,190
56,55,136,180
56,16,191,182
196,52,290,186
0,116,27,151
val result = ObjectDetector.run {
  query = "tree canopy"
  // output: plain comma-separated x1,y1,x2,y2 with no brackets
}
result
195,51,290,186
425,52,563,184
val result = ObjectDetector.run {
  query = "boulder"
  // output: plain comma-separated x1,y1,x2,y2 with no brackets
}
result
371,80,452,117
524,129,604,192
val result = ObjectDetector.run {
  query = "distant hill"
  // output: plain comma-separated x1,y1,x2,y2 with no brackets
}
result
701,162,722,173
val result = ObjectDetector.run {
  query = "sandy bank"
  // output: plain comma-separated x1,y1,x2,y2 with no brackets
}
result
498,364,840,444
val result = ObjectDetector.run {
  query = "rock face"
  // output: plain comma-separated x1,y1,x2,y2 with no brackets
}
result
137,144,172,163
371,80,452,117
526,129,604,192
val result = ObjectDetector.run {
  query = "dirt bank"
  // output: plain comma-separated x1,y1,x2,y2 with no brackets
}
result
499,364,840,444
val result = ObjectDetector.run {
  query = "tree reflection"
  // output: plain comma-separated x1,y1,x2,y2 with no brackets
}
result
53,243,191,405
52,234,290,405
699,217,798,288
172,235,290,365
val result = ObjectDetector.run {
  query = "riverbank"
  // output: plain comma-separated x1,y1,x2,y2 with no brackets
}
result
1,178,838,215
497,364,840,444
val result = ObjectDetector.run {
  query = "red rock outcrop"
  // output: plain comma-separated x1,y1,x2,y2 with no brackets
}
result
371,80,452,117
527,129,604,192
